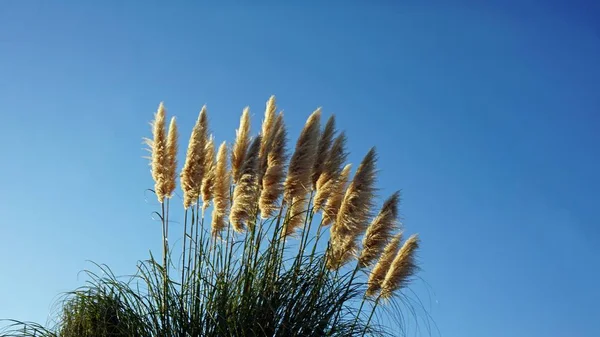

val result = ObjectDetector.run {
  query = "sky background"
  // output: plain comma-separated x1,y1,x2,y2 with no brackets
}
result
1,1,599,336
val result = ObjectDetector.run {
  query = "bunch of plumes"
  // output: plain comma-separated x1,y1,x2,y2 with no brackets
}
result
326,148,378,269
144,96,421,300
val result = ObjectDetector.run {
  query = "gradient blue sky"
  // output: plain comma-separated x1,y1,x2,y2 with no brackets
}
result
1,1,599,336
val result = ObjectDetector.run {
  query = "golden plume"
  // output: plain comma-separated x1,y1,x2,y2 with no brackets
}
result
333,148,377,237
312,115,336,189
380,234,420,299
321,163,351,226
358,192,400,268
327,148,377,268
258,95,278,180
259,113,287,218
282,196,308,238
164,116,178,199
180,106,208,209
283,108,321,202
211,142,230,237
326,233,357,270
230,135,262,232
144,102,168,203
314,132,347,211
365,233,402,297
231,107,251,184
201,136,216,211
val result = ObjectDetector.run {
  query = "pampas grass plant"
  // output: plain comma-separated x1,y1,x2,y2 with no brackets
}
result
1,96,423,337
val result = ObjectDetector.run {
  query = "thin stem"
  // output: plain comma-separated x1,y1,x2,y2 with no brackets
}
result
161,200,170,335
309,218,326,262
331,261,362,332
181,207,188,335
361,295,382,337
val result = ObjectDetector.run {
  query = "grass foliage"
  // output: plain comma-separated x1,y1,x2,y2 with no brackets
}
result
1,97,423,336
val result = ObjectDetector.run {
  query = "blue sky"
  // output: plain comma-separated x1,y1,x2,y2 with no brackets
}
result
1,1,599,336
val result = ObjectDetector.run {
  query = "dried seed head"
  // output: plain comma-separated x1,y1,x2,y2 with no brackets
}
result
312,115,336,189
162,116,178,199
230,135,261,232
326,233,358,270
314,132,347,211
333,148,377,238
284,108,321,202
181,106,208,209
211,142,230,237
327,149,377,269
321,164,352,226
259,113,287,218
358,192,400,268
258,95,278,180
366,233,403,298
231,107,251,184
282,196,308,238
144,102,168,203
201,136,216,211
380,234,420,299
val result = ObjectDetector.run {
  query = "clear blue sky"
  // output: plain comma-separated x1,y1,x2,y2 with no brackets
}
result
1,1,599,336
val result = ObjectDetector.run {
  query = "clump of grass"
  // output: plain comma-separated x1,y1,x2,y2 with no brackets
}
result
2,96,424,337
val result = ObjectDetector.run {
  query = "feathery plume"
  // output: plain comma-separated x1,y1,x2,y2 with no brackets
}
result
201,136,216,211
144,102,169,203
326,233,358,270
333,148,377,237
211,142,230,237
163,116,178,198
327,149,377,268
380,234,420,299
230,136,262,232
366,233,403,297
321,164,352,226
231,107,251,184
180,107,208,209
314,132,347,211
259,113,287,218
282,196,308,237
358,192,400,268
258,95,278,180
283,108,321,202
312,115,336,189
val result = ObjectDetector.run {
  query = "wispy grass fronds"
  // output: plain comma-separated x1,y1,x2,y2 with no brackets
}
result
322,163,352,226
366,233,403,298
327,149,377,269
259,113,287,218
380,234,420,300
358,192,400,268
230,136,261,232
144,102,169,203
231,107,251,184
181,106,208,209
211,142,230,237
283,196,308,237
164,117,178,198
259,95,278,180
314,132,348,212
312,115,336,189
201,135,216,212
284,109,321,202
